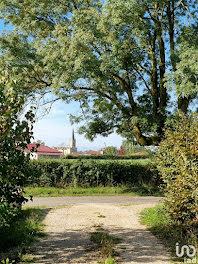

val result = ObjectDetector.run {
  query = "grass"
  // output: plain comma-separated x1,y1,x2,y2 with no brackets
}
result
0,207,46,263
98,215,106,218
24,185,162,197
90,231,121,264
140,205,198,263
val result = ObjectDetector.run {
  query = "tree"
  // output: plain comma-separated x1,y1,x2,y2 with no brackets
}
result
167,26,198,99
122,139,136,154
35,140,45,145
0,80,35,209
0,0,197,145
118,146,125,156
104,146,117,156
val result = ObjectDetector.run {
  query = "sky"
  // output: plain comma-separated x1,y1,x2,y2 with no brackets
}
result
33,98,123,150
0,20,123,151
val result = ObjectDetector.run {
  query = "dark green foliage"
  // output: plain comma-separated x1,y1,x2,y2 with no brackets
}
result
0,203,19,229
0,208,44,262
28,159,157,188
63,154,150,160
0,82,34,228
157,113,198,234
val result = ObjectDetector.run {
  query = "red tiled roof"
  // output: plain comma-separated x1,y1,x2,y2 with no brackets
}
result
71,151,102,156
25,144,62,156
86,151,101,155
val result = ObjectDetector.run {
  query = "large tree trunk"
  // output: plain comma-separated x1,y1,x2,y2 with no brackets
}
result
133,123,160,146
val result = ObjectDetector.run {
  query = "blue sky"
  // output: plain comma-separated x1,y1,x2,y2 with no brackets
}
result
0,20,123,150
33,98,123,150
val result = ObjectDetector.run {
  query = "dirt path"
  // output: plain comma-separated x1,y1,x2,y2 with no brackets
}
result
26,196,163,207
29,203,170,264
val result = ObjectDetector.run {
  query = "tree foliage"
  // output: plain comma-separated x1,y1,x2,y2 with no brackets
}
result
0,80,35,211
0,0,197,145
104,146,118,156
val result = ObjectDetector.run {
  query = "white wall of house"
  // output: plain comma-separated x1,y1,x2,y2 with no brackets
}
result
25,151,38,160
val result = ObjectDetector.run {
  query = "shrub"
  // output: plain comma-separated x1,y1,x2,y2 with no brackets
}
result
0,202,19,229
157,113,198,235
27,159,157,187
0,81,34,228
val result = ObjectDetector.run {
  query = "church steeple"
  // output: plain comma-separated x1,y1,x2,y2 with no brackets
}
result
70,129,76,148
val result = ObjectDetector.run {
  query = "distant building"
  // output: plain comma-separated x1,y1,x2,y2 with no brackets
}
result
25,144,62,160
54,129,77,155
72,150,104,156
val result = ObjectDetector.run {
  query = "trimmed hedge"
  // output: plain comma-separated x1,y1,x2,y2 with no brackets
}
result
27,159,157,187
63,154,151,160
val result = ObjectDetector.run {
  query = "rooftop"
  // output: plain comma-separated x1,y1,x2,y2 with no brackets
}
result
25,144,62,156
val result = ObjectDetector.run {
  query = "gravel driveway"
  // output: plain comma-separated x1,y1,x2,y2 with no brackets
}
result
26,196,163,207
25,197,170,264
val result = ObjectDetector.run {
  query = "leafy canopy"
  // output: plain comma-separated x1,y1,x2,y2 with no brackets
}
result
0,0,197,145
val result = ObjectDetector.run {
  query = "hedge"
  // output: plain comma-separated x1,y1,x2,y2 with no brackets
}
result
27,159,158,187
63,154,151,160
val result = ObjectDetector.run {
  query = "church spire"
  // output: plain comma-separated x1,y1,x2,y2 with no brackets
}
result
70,129,76,148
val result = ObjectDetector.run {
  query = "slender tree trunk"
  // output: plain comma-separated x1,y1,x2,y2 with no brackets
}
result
150,32,159,117
167,0,190,113
157,27,167,134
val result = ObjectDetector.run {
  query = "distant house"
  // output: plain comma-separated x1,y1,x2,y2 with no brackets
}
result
70,150,104,156
25,144,62,160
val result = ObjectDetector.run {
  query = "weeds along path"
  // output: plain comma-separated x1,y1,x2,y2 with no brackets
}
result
29,203,170,264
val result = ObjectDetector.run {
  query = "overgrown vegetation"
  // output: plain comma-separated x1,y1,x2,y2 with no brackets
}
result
0,207,45,263
141,205,198,262
90,231,121,264
0,82,34,232
157,114,198,237
27,159,158,188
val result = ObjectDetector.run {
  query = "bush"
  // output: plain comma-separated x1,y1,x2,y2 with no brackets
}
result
27,159,157,188
0,202,19,229
157,113,198,235
0,81,34,229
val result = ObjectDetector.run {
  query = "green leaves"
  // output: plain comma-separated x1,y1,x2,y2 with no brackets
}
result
0,0,197,144
157,113,198,232
28,158,156,187
0,81,35,209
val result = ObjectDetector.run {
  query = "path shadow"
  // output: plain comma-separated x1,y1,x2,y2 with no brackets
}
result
31,226,170,264
31,230,97,263
112,227,170,263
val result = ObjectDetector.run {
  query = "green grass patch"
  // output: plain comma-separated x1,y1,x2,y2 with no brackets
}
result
0,207,46,263
24,185,162,197
140,205,198,263
90,231,121,263
98,215,106,218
